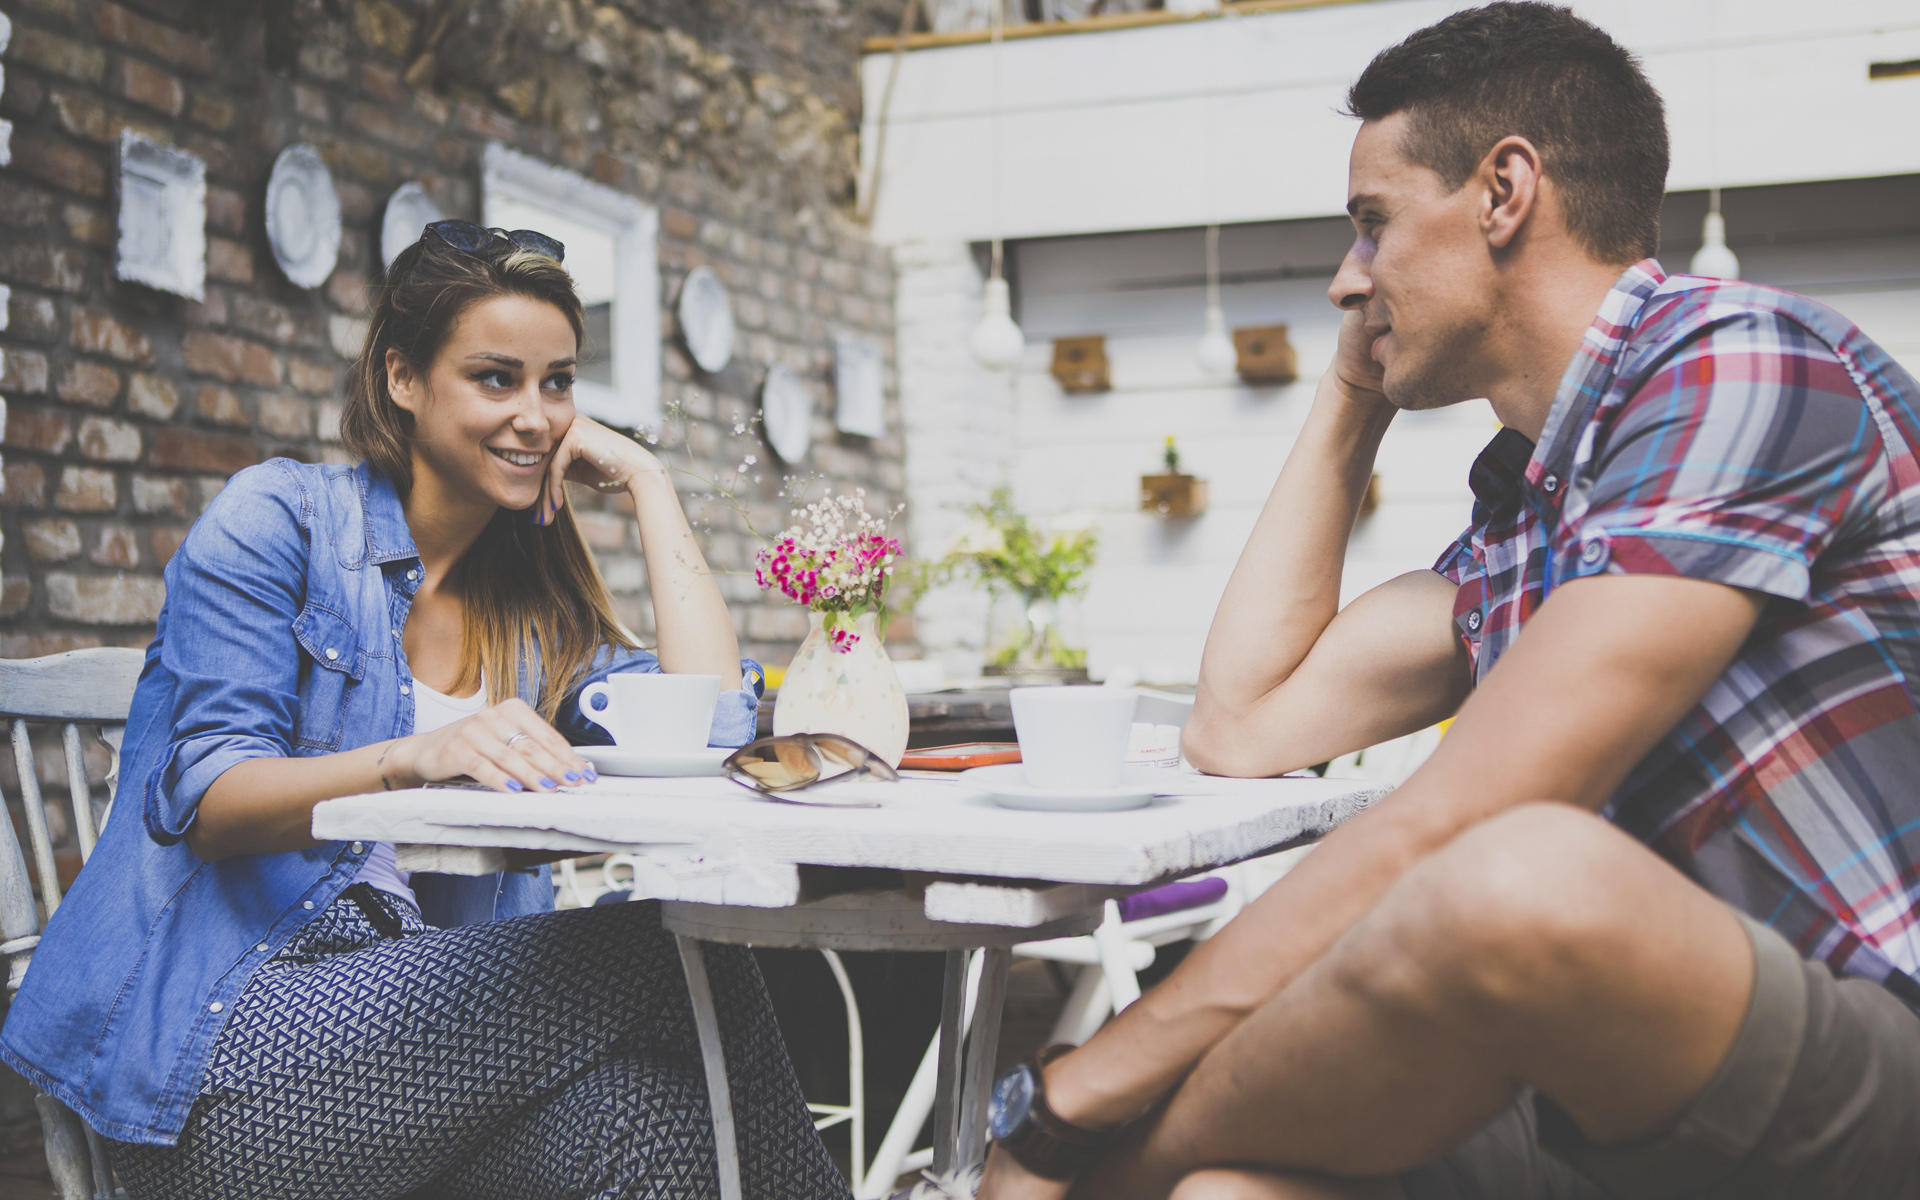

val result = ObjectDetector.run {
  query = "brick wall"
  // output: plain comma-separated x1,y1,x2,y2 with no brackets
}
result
1,0,911,668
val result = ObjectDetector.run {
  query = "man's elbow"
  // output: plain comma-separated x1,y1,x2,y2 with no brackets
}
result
1182,709,1261,777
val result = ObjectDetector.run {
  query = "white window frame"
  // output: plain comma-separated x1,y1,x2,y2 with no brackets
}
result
481,142,661,432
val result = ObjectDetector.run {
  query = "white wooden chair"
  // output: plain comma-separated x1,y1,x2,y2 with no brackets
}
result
1,647,146,1200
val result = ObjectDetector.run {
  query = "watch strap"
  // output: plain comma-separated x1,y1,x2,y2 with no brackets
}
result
998,1044,1113,1180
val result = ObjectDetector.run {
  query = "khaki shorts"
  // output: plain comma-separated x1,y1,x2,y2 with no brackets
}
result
1401,911,1920,1199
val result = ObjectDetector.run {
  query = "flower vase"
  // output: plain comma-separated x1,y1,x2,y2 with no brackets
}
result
773,611,910,768
983,594,1091,684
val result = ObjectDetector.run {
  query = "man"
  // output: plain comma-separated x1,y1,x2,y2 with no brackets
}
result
971,4,1920,1199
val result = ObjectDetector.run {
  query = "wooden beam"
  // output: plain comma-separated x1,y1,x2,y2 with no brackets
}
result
862,0,1381,54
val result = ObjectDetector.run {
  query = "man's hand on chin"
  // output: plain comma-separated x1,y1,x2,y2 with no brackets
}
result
976,1146,1074,1200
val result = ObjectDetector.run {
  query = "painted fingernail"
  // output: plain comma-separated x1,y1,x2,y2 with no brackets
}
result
584,767,599,782
564,770,582,782
506,779,525,792
539,777,558,789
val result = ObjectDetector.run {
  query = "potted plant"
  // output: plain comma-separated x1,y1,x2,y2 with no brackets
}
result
1140,435,1207,516
934,488,1098,682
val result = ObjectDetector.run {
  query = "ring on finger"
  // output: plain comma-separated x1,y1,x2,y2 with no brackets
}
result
504,731,532,750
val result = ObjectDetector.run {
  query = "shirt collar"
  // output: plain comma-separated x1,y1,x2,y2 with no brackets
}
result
355,460,421,567
1527,258,1666,489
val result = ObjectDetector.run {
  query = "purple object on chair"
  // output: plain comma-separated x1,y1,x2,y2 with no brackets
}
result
1115,875,1229,923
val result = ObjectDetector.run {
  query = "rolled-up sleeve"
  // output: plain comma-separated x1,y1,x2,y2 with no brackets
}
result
144,464,310,844
1564,310,1889,601
557,651,766,748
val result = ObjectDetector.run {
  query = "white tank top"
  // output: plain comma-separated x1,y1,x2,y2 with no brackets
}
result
350,677,489,910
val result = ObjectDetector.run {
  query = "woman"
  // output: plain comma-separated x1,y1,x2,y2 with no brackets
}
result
0,224,849,1200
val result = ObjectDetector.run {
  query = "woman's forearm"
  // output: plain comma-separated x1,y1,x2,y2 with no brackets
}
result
189,738,418,861
626,469,744,686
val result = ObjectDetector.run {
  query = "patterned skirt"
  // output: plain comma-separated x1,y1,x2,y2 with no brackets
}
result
111,886,851,1200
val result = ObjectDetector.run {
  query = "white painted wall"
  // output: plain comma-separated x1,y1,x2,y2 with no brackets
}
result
861,0,1920,244
983,183,1920,684
893,242,1021,675
879,1,1920,681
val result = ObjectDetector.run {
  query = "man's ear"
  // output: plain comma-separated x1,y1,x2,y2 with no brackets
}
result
1480,135,1543,252
386,348,420,414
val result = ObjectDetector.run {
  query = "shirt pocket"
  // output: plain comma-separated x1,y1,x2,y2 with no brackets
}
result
291,602,366,753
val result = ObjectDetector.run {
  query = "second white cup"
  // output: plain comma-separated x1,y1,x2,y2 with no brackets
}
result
577,673,723,751
1010,686,1139,792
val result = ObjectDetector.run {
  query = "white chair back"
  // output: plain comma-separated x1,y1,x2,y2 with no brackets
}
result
1,647,145,1200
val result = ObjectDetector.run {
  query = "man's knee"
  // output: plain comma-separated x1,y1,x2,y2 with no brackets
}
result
1170,1168,1405,1200
1347,802,1654,1015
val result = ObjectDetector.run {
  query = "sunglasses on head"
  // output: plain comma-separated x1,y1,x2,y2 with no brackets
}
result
424,219,565,263
722,733,898,804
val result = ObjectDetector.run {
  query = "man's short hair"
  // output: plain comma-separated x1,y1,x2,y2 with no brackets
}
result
1345,2,1668,265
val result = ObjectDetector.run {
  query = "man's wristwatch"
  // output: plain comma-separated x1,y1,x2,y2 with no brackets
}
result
987,1044,1113,1180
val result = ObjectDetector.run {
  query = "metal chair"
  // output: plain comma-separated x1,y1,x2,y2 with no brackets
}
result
1,648,146,1200
576,852,871,1195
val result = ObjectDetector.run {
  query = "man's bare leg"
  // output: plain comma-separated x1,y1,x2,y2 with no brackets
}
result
1077,802,1754,1199
1169,1169,1405,1200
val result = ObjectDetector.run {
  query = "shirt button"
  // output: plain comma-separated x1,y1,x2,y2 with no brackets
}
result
256,943,269,953
1581,539,1607,565
351,842,366,854
209,1002,223,1013
1465,609,1484,632
302,900,315,910
1542,474,1560,494
400,684,411,696
407,568,420,581
393,629,401,640
325,648,339,661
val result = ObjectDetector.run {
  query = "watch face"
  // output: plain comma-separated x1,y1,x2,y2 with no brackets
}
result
989,1064,1035,1140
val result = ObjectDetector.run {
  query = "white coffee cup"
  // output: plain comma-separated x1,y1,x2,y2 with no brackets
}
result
577,673,723,751
1010,686,1139,792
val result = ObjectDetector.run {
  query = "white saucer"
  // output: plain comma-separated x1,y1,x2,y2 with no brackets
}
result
960,763,1160,812
265,143,341,289
576,745,730,778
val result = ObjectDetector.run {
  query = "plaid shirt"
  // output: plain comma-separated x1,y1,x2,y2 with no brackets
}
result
1434,261,1920,1007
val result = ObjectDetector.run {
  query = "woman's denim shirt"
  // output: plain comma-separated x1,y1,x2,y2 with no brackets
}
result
0,459,764,1145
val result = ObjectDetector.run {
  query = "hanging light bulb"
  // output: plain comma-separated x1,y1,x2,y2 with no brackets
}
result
971,271,1025,369
1195,224,1235,376
1196,303,1235,377
969,0,1024,371
1690,205,1740,279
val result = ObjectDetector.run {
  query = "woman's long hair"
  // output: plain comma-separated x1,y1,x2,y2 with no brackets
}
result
339,235,637,722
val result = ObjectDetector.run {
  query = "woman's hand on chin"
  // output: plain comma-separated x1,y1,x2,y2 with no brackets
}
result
536,414,668,521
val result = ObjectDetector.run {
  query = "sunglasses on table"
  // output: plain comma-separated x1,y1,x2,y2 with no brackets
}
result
424,219,566,263
722,733,899,805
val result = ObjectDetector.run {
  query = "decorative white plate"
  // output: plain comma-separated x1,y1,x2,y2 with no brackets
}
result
576,745,731,778
116,131,207,301
381,181,444,270
677,265,735,373
761,364,813,464
960,763,1161,812
265,143,341,289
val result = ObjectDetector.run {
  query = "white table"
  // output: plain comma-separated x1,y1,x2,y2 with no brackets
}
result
313,770,1380,1197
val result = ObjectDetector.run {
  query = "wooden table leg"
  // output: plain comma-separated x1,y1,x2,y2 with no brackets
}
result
930,949,971,1178
930,946,1012,1178
960,947,1011,1166
676,935,743,1200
